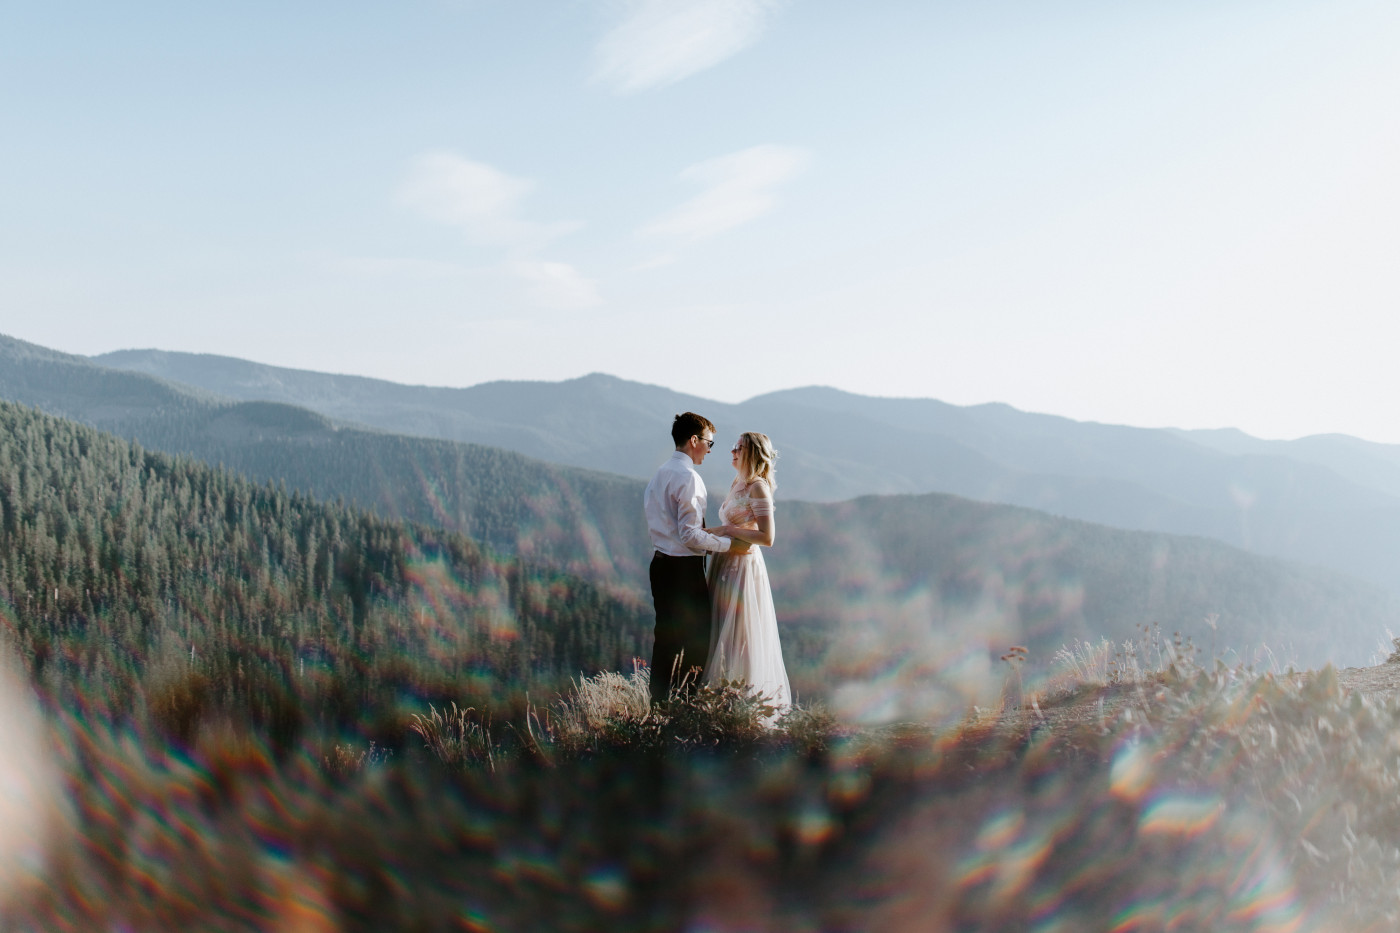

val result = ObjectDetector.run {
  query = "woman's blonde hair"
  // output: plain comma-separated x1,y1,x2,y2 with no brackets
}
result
735,432,778,492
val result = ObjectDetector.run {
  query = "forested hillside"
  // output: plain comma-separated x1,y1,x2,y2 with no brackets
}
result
0,399,649,747
1,333,648,584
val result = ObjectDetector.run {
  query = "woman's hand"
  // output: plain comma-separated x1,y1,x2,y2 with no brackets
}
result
711,523,737,537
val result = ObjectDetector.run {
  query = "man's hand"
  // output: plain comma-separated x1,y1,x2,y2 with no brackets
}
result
729,538,752,554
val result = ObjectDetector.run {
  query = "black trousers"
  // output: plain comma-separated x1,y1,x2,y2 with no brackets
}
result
648,552,711,703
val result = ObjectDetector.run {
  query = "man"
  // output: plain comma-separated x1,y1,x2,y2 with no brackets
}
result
643,412,749,703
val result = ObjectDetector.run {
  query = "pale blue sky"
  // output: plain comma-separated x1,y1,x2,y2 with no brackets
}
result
3,1,1399,440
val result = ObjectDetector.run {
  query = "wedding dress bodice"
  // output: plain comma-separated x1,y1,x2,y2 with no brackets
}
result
720,480,773,531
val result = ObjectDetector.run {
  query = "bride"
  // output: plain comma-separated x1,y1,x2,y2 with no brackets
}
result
705,432,792,714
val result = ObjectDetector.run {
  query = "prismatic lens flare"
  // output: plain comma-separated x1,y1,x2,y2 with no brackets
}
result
0,650,61,909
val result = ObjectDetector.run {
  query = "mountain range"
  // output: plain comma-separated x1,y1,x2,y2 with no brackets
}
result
1,332,1395,686
94,345,1400,596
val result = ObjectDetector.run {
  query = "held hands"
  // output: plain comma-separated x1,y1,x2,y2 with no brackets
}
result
713,523,754,553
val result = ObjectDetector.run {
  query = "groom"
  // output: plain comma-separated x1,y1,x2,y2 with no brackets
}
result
643,412,749,703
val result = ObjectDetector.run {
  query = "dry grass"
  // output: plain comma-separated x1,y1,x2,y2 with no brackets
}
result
1045,622,1198,703
542,661,796,754
1123,663,1400,926
322,741,392,780
408,702,495,771
546,660,656,750
411,660,838,761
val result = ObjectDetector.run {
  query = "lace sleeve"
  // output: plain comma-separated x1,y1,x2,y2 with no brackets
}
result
749,497,774,518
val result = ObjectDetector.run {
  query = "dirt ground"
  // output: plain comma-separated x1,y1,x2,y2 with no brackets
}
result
1007,661,1400,732
861,661,1400,743
1334,661,1400,699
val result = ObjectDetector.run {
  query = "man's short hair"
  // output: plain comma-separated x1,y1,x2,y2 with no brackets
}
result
671,412,716,448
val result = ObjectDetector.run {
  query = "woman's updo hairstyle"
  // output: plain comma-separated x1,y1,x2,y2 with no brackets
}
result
736,432,778,492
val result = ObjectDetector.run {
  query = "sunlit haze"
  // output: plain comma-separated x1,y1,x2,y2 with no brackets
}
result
3,1,1398,441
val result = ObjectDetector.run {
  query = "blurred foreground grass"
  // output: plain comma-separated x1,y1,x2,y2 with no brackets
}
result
7,660,1400,931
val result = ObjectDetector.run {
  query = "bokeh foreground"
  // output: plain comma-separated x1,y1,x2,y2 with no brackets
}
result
2,660,1399,931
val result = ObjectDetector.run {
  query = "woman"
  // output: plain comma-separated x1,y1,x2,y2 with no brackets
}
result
705,432,791,715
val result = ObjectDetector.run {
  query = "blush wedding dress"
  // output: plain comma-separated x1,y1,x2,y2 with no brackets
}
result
704,478,792,716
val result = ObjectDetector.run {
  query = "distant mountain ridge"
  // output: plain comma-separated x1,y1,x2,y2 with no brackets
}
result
94,345,1400,594
4,333,1394,679
1168,426,1400,501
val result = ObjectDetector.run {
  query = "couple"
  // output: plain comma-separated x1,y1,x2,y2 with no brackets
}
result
643,411,791,712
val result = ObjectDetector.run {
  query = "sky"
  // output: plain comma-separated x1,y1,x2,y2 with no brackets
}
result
3,0,1399,441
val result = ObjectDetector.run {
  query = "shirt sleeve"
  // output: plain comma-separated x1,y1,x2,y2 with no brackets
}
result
676,472,732,553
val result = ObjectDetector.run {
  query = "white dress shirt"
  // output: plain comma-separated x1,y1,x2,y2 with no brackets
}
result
644,451,733,557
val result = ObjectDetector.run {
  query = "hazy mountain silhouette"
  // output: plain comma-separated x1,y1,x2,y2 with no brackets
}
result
0,333,1391,669
94,345,1400,593
1169,427,1400,500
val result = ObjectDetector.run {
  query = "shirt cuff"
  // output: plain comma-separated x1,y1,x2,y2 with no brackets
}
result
717,536,733,551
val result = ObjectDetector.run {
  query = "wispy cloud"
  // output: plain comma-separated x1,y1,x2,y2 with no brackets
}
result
642,144,809,241
394,151,578,249
395,151,600,310
312,252,472,279
592,0,785,94
631,252,677,272
509,260,604,311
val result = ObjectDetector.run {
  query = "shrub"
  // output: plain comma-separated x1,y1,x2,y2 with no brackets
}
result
662,679,781,747
774,701,838,753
